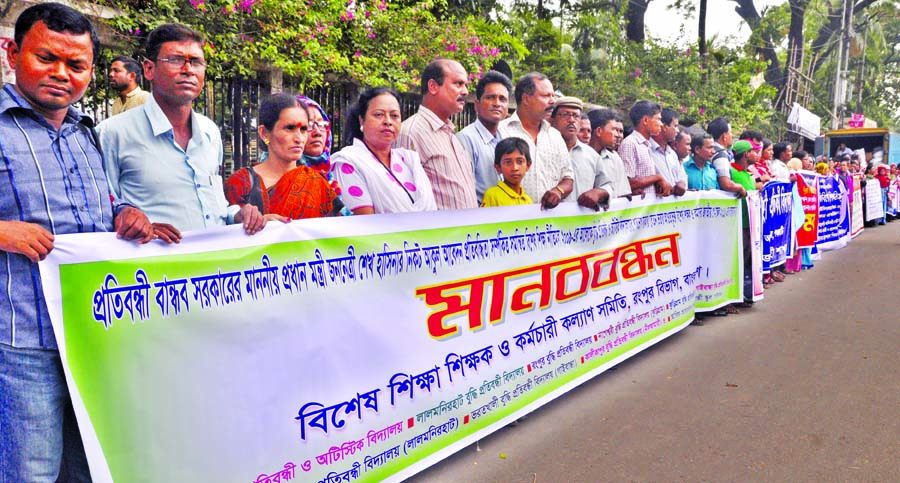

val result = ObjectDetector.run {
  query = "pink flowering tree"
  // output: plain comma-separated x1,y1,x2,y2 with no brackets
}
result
101,0,522,89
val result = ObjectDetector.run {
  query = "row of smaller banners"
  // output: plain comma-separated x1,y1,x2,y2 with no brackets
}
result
37,174,856,482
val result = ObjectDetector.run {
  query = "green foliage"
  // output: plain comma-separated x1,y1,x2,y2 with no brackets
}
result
98,0,523,90
504,5,778,131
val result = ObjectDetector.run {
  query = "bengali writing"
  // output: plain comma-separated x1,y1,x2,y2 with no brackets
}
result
293,264,710,446
764,184,794,217
416,232,682,339
254,462,296,483
90,204,736,330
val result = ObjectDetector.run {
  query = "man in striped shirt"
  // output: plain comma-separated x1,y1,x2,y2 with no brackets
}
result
396,59,477,210
0,3,154,481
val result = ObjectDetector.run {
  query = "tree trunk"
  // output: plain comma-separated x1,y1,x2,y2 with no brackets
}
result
731,0,783,89
625,0,651,43
699,0,708,65
776,0,809,112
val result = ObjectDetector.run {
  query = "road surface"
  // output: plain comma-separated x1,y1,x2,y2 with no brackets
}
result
409,223,900,482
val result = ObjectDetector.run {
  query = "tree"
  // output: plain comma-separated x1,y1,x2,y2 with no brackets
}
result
100,0,522,90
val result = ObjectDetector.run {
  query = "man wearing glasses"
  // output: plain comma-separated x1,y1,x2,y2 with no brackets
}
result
99,23,266,241
549,96,613,210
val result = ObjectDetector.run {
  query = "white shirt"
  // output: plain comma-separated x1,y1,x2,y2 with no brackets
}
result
499,113,574,201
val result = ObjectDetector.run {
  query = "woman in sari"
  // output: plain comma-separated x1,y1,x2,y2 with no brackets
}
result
225,93,336,220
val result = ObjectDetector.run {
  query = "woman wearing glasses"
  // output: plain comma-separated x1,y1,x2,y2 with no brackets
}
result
297,95,350,215
331,88,436,215
225,93,337,220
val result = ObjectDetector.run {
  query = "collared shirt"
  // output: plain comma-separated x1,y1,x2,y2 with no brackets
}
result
769,159,791,182
711,142,734,178
684,156,720,190
618,130,658,196
0,84,116,349
110,86,151,116
652,139,687,186
570,141,613,199
396,105,477,210
481,181,533,207
598,148,632,198
499,113,574,202
98,94,238,232
457,119,501,204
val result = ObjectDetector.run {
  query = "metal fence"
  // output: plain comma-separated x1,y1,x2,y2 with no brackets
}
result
81,63,477,177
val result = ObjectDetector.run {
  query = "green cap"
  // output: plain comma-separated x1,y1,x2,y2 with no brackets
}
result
732,140,753,155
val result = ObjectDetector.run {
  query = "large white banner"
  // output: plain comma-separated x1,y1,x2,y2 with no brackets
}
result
40,194,742,483
865,180,885,222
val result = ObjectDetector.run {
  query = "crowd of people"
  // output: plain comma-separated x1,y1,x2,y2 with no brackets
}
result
0,3,892,481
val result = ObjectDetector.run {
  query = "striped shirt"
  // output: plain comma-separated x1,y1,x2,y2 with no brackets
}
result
498,113,574,202
396,106,477,210
618,130,659,196
0,84,117,349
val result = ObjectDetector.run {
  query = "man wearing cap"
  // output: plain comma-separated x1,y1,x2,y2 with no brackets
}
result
550,96,613,209
726,140,754,198
499,73,574,209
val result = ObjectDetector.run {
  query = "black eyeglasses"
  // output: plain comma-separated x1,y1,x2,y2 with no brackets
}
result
309,121,330,131
155,56,207,71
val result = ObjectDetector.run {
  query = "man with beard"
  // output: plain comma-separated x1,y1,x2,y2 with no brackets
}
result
457,70,512,204
499,72,574,209
108,55,150,115
397,58,477,209
549,96,612,207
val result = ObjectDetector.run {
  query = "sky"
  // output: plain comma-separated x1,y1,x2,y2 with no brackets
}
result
643,0,787,47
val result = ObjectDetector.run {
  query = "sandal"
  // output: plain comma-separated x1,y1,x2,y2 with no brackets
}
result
711,308,728,317
726,305,741,315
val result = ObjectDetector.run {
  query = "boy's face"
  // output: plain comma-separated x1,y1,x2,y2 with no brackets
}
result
496,149,530,185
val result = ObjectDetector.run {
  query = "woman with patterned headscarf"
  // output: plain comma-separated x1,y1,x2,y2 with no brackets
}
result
297,95,351,216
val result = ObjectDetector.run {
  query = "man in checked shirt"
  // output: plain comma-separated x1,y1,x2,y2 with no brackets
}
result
618,100,673,198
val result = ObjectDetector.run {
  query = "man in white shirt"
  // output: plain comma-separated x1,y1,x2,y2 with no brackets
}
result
499,72,574,209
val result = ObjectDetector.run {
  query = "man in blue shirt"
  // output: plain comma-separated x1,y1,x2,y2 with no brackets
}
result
684,133,720,191
99,23,265,240
456,70,512,204
0,4,154,481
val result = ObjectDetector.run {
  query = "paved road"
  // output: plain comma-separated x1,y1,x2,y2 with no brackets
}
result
409,223,900,482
